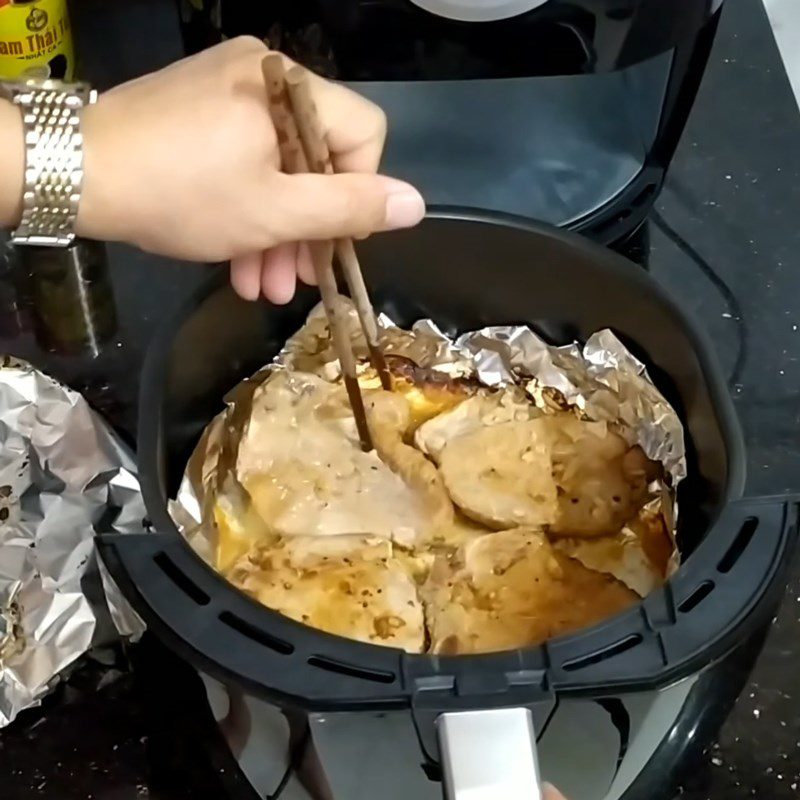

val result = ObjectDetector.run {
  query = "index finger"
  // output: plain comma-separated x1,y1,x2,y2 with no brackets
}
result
276,54,387,174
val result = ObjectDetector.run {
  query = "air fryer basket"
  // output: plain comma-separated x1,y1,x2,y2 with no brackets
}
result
98,215,796,789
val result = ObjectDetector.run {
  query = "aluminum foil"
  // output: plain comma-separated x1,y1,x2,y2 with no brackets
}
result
174,302,685,598
277,303,685,483
0,357,146,728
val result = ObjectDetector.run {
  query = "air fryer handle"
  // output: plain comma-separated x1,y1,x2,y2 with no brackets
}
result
437,708,542,800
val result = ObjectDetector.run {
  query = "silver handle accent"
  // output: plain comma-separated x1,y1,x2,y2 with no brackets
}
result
437,708,542,800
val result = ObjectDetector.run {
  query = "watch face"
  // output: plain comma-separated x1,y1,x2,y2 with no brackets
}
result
406,0,550,22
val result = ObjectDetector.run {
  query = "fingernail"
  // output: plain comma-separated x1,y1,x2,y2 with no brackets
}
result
383,180,426,230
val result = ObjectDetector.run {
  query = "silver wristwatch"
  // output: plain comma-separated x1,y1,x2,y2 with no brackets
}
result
0,78,97,247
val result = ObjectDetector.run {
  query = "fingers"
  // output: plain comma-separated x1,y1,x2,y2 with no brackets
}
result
274,55,387,174
296,242,316,285
230,252,262,301
220,36,405,305
543,783,567,800
236,172,424,303
266,172,425,243
261,242,297,304
231,242,317,303
304,75,387,174
227,38,385,174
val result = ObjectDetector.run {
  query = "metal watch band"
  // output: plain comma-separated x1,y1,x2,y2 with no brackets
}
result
3,79,97,248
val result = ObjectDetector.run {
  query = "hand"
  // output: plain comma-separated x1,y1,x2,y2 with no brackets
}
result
76,37,425,303
544,784,567,800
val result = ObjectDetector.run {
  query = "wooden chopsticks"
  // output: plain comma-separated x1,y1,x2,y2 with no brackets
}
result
284,68,393,394
261,54,390,452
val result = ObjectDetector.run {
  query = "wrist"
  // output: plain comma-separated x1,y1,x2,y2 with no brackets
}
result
0,98,24,230
76,93,127,243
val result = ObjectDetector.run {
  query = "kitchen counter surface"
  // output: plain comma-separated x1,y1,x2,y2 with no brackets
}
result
1,0,800,798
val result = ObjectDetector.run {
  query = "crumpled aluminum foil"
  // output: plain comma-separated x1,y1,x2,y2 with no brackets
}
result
0,357,146,728
278,304,685,484
174,302,685,600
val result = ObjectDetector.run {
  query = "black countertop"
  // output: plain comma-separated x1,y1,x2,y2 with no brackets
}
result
1,0,800,798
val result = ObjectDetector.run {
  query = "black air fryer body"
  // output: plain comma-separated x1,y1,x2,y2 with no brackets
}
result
177,0,723,243
109,4,786,797
99,216,797,800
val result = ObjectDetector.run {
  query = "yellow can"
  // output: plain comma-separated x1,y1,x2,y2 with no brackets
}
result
0,0,74,81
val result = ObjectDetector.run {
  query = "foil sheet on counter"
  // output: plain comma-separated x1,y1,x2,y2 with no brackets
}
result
174,302,686,598
0,357,146,728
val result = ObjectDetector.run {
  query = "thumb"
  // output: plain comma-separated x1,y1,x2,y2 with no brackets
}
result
266,172,426,244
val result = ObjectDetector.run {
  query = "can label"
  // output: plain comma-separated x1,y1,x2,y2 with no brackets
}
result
0,0,74,80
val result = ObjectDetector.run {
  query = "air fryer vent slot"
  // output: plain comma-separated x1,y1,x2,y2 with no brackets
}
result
308,655,395,684
561,634,643,672
219,611,294,655
678,580,715,613
154,552,210,606
718,516,759,574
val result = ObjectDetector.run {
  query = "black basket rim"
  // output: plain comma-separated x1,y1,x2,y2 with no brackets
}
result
113,212,789,712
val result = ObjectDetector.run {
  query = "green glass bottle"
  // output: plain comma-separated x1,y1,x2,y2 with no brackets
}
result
4,0,119,356
20,238,117,357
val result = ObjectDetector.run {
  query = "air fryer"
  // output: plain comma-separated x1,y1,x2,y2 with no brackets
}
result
97,215,797,800
176,0,724,243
